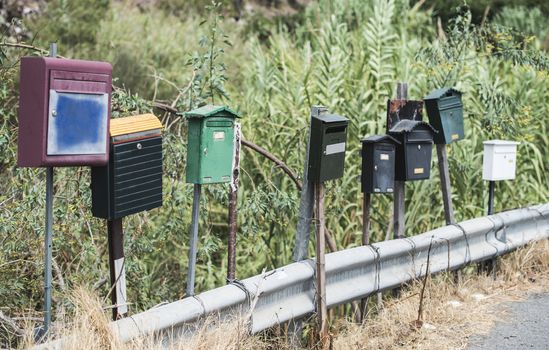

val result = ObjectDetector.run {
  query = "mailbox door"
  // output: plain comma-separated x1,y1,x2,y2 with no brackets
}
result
199,118,234,184
492,147,517,180
405,133,432,181
319,124,347,182
373,145,395,192
47,91,108,155
438,96,464,144
112,137,163,218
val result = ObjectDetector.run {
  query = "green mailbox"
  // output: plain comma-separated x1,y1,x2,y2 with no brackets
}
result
424,88,464,144
185,105,240,184
308,113,349,183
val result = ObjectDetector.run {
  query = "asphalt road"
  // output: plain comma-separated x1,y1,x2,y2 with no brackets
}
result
467,293,549,350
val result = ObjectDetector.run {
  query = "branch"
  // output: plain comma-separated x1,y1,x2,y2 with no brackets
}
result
241,139,302,191
0,42,66,59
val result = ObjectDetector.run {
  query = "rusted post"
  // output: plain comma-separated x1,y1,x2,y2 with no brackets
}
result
390,82,407,300
359,192,371,322
315,182,329,347
107,218,128,320
227,124,241,281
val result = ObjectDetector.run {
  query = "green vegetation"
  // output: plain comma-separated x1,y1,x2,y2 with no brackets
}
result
0,0,548,347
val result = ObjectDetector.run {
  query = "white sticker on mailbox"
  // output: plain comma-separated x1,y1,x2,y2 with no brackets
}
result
213,131,225,141
325,142,346,155
380,153,389,160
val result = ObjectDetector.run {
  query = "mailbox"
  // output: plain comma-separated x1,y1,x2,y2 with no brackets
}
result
424,88,464,144
91,114,163,220
361,135,400,193
386,99,424,132
388,120,436,181
482,140,519,181
17,57,112,167
184,105,240,184
308,113,349,183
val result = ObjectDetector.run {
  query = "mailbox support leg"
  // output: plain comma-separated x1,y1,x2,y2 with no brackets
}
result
359,193,371,322
187,184,201,296
486,181,497,278
436,144,455,225
227,124,241,282
41,167,54,337
107,218,128,320
314,182,329,346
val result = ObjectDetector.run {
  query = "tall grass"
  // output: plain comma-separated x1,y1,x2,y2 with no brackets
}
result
0,0,548,347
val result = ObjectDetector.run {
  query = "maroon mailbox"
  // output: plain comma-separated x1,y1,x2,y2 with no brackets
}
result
17,57,112,167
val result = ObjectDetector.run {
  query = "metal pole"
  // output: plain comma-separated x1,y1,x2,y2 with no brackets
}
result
186,184,201,296
227,124,241,281
107,218,128,320
359,193,371,322
314,182,328,346
293,106,326,262
488,181,495,215
41,43,57,338
436,144,455,225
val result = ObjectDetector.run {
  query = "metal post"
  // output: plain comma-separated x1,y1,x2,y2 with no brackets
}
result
314,182,328,346
107,218,128,320
43,167,53,336
487,181,495,215
359,193,371,322
393,82,407,241
40,43,57,339
293,106,326,262
436,144,455,225
186,184,201,296
227,124,241,282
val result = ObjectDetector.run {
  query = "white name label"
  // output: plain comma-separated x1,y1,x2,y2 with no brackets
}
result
325,142,346,155
213,131,225,140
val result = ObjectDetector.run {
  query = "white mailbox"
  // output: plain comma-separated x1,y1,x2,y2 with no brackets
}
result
482,140,520,181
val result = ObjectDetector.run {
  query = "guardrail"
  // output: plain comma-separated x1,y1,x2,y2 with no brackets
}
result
37,204,549,347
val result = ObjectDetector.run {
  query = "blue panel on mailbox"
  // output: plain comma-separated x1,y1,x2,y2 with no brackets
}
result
47,91,108,155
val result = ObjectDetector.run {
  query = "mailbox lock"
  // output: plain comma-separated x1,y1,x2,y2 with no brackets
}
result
417,145,421,150
374,165,378,171
51,110,57,117
136,143,142,150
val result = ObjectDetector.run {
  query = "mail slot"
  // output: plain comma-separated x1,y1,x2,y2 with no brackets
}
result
91,114,163,219
17,57,112,167
482,140,519,181
361,135,400,193
308,113,349,182
424,87,464,144
184,105,240,184
388,120,436,181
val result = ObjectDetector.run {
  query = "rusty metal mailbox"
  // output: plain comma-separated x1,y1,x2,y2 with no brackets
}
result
17,57,112,167
388,120,436,181
361,135,400,193
91,114,163,219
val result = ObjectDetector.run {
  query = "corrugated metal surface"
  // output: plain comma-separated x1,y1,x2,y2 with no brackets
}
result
110,114,162,137
35,204,549,349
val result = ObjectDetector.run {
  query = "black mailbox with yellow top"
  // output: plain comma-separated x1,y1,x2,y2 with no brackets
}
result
308,113,349,183
361,135,400,193
424,88,464,144
91,114,163,220
388,120,436,181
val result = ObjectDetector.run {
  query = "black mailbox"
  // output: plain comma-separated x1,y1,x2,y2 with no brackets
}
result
91,114,163,220
308,113,349,183
424,87,464,144
388,120,436,181
361,135,400,193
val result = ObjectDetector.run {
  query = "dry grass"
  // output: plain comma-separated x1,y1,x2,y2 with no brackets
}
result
331,239,549,350
21,240,549,350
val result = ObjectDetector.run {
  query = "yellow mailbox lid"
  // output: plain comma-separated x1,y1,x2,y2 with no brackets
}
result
110,114,162,137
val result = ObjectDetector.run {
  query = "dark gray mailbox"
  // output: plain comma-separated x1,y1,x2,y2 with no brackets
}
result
308,113,349,182
91,114,163,219
388,120,436,181
361,135,400,193
424,88,464,144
